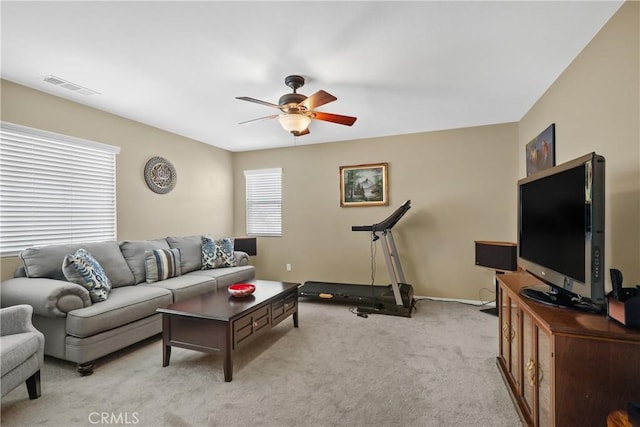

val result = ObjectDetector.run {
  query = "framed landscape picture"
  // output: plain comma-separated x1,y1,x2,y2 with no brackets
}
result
340,163,389,207
526,123,556,176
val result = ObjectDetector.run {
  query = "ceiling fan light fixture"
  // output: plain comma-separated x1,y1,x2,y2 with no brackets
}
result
278,114,311,134
237,75,356,136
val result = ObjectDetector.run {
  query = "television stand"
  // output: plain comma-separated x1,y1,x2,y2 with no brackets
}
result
520,284,603,314
498,273,640,426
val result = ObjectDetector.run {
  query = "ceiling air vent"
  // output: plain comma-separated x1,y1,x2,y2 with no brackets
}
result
43,75,100,96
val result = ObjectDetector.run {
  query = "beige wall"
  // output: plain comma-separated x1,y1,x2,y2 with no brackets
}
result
519,1,640,286
2,2,636,299
233,123,519,300
1,80,235,280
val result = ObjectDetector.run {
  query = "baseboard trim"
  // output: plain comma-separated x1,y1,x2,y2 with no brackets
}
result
414,295,496,308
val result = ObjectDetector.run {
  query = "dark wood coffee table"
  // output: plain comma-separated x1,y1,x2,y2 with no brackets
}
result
157,279,299,381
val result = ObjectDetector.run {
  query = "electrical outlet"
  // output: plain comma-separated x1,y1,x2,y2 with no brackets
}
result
286,263,292,271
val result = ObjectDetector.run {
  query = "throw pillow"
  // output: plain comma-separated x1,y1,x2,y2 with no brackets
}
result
201,236,236,269
119,239,171,284
62,248,112,303
144,248,182,283
20,241,135,286
166,235,202,273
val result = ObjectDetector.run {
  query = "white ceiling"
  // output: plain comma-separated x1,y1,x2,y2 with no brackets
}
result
1,1,623,152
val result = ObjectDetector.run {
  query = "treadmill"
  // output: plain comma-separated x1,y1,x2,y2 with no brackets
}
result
299,200,415,317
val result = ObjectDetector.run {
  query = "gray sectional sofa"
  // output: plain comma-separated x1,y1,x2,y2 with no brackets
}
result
0,235,255,375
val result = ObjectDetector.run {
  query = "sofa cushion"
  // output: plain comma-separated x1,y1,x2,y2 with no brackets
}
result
166,235,202,273
144,248,182,283
62,249,112,303
19,241,135,287
119,239,171,284
65,285,173,338
201,236,236,269
139,274,217,303
190,265,255,289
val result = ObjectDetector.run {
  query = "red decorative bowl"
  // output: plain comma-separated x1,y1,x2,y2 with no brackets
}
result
228,283,256,298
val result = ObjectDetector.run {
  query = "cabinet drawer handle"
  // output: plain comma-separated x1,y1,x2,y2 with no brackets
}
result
537,365,544,385
502,323,510,342
526,359,544,386
253,321,258,327
526,359,535,386
503,323,516,342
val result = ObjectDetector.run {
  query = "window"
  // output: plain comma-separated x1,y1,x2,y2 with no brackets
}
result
0,122,120,256
244,168,282,236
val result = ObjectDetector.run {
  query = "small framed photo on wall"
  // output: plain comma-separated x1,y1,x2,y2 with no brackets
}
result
526,124,556,176
339,163,389,207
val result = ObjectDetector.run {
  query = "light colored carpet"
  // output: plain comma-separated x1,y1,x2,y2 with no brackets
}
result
0,299,522,427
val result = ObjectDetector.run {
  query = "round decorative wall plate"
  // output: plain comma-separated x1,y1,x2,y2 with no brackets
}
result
144,156,177,194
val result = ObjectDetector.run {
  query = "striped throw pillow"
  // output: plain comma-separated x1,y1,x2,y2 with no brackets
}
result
144,248,182,283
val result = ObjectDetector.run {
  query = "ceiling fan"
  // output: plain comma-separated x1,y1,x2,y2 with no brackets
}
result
236,75,357,136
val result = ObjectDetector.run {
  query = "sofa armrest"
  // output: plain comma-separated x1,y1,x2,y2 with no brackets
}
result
1,304,36,336
0,304,46,364
234,251,250,266
1,278,91,318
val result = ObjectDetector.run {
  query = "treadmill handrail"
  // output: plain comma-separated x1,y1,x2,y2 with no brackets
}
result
351,200,411,232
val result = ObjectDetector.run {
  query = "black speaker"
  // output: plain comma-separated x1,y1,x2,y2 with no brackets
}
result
234,237,257,256
475,241,517,272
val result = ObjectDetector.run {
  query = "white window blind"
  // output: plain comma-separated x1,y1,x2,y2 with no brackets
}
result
244,168,282,236
0,122,120,256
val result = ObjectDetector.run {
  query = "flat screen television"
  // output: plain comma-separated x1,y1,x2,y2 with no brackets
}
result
518,152,605,313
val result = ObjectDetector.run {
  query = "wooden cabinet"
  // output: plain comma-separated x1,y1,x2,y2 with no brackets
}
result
518,308,552,426
497,273,640,427
499,287,519,390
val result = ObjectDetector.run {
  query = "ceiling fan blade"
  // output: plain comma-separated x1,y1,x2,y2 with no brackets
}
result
312,112,357,126
299,90,337,110
239,114,279,125
236,96,281,109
